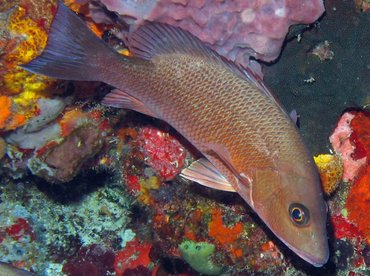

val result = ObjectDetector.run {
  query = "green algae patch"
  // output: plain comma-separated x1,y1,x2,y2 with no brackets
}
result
179,240,222,275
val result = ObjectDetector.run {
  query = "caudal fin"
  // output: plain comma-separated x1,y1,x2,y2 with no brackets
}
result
22,1,123,81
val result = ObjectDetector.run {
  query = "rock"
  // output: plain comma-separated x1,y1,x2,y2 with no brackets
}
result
27,124,104,183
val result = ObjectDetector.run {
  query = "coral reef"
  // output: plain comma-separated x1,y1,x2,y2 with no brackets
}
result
330,111,369,182
0,176,131,274
0,0,368,275
336,111,370,241
4,105,111,184
0,95,26,131
208,209,243,249
179,240,222,275
0,210,39,271
28,123,104,183
0,0,58,131
114,239,152,275
6,97,68,149
138,126,187,181
62,245,115,276
321,110,370,275
346,166,370,241
314,154,343,195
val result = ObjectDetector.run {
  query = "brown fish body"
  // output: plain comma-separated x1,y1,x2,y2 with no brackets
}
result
22,2,329,267
107,53,309,185
97,52,328,265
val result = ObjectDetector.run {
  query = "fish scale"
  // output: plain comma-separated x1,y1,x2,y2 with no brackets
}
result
144,57,295,170
22,1,329,266
145,56,298,172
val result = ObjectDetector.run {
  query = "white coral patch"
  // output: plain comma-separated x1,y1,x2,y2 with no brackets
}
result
241,8,256,23
275,8,286,17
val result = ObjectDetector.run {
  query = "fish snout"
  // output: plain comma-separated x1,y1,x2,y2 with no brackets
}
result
291,234,329,267
307,247,330,267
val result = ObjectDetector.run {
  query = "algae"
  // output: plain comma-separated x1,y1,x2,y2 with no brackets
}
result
179,240,222,275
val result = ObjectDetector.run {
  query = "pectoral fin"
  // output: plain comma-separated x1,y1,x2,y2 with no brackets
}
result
289,109,300,127
204,142,257,203
181,158,236,192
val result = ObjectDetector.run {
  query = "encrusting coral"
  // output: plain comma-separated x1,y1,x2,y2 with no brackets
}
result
314,154,343,195
179,240,222,275
0,0,57,131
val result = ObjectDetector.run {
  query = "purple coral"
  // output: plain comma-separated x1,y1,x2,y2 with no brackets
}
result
62,244,115,276
98,0,324,66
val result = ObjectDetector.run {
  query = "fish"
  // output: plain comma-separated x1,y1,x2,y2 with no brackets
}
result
22,1,329,267
0,262,34,276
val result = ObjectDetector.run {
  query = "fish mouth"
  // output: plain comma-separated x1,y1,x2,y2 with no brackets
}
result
285,242,330,267
296,248,329,267
267,220,330,266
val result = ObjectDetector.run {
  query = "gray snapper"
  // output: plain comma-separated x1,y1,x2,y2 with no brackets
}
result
22,1,329,266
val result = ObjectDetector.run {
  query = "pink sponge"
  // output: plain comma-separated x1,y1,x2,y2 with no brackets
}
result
99,0,324,66
329,112,367,182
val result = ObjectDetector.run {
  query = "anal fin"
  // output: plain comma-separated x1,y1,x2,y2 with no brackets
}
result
102,89,160,119
181,158,236,192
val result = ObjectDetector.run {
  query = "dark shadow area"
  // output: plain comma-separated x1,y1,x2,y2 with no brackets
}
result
34,170,110,204
264,0,370,155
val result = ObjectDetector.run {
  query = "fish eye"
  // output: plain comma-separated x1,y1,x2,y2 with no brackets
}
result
289,203,310,226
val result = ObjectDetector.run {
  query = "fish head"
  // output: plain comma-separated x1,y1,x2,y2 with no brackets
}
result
250,159,329,267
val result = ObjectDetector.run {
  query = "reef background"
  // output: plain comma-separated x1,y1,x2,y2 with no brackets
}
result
0,0,369,275
265,0,370,155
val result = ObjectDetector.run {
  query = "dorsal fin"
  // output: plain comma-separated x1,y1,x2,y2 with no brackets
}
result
126,22,248,80
127,22,290,116
241,66,290,117
127,22,214,60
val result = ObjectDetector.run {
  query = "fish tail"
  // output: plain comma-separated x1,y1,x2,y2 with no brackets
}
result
22,1,126,81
